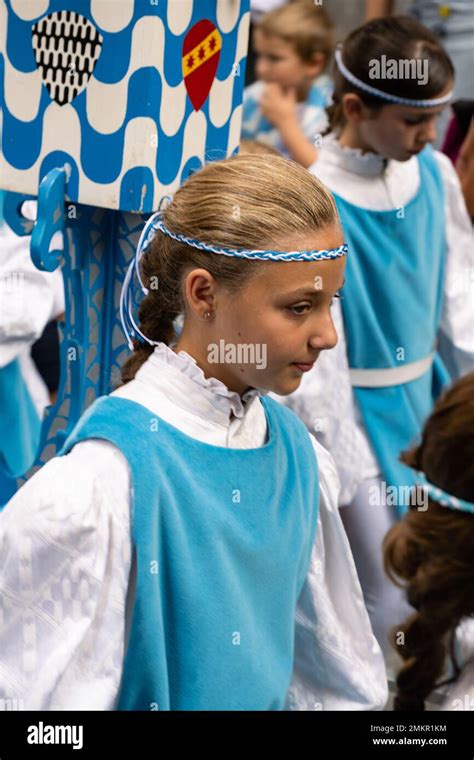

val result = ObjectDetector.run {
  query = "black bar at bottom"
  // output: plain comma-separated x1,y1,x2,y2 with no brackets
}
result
0,709,473,758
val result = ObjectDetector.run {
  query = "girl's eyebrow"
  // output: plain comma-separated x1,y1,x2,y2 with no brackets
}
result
285,279,346,299
286,289,323,298
403,111,442,121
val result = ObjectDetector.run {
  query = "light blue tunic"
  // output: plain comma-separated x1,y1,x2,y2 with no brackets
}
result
241,76,332,156
334,145,450,516
58,393,320,710
0,357,41,508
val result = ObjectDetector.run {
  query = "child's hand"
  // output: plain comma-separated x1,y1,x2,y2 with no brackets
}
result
260,83,297,128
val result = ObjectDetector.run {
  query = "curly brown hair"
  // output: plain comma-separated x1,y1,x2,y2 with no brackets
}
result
383,373,474,711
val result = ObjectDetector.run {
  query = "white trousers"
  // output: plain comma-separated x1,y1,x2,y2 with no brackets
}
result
340,477,414,662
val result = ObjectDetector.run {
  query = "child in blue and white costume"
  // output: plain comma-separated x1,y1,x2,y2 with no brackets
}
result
0,155,387,711
274,17,474,659
242,1,334,167
383,373,474,711
0,200,64,505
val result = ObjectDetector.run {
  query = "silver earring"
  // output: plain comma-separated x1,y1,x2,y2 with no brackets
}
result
203,310,212,320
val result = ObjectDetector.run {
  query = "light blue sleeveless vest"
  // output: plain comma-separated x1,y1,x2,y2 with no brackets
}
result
334,146,450,516
0,357,41,508
58,393,320,710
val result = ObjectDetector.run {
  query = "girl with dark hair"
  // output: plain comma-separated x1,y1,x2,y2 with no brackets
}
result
276,16,473,661
366,1,474,147
384,372,474,711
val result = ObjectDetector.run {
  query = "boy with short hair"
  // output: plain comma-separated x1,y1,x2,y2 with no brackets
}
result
242,1,334,167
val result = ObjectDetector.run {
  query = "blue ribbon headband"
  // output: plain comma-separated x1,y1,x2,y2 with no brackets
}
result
334,48,454,108
415,470,474,515
145,212,348,262
120,211,348,349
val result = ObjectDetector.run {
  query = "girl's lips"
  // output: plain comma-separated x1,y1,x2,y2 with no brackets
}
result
292,362,315,372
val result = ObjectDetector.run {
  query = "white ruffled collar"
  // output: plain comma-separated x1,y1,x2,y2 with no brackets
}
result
136,341,265,421
322,133,389,177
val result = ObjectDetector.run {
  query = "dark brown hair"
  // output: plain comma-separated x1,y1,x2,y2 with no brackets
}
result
328,16,455,132
383,373,474,711
120,153,339,384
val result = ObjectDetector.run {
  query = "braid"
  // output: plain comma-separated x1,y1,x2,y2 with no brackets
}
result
120,236,181,384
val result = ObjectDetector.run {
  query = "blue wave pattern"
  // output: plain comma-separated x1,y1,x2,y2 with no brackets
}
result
20,203,135,481
1,0,249,211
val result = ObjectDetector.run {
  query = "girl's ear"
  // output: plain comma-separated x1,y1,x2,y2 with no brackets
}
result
341,93,367,124
183,268,217,320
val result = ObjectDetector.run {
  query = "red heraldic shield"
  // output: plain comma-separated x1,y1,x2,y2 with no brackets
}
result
182,19,222,111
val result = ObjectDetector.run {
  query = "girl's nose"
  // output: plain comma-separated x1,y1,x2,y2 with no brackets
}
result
309,313,338,351
419,118,437,144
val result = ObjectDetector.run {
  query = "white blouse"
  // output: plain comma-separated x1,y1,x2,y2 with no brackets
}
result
0,205,65,415
0,342,388,711
274,134,474,505
439,619,474,710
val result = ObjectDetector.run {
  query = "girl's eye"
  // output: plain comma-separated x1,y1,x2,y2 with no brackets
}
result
404,113,441,126
289,293,344,314
288,303,311,315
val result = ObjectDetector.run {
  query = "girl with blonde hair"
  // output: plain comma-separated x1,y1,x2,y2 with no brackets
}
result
0,154,387,711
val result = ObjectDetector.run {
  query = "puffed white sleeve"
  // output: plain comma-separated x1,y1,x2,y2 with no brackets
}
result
285,435,388,711
0,202,65,368
0,439,132,710
435,151,474,379
442,619,474,711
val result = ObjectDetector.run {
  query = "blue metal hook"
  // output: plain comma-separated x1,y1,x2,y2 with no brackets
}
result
31,166,66,272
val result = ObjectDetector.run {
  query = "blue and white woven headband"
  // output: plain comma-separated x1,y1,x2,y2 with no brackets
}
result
120,211,348,349
141,211,348,263
415,470,474,515
334,48,453,108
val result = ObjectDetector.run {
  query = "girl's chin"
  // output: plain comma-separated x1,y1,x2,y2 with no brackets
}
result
270,375,303,397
